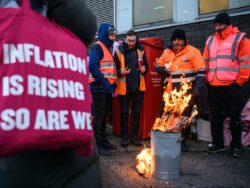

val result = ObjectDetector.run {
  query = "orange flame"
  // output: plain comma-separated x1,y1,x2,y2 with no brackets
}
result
136,148,151,175
163,81,191,115
153,81,197,132
136,81,198,175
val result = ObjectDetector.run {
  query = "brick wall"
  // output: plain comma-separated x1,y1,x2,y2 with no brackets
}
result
116,14,250,53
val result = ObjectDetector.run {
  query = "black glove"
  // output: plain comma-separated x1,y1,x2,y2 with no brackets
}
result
229,83,242,98
156,66,170,77
230,83,240,89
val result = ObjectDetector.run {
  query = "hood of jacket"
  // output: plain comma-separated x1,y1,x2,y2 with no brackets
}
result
98,23,114,48
215,25,240,39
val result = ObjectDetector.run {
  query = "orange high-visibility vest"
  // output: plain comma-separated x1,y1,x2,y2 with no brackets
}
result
156,45,205,92
205,32,246,85
89,41,117,84
116,49,146,95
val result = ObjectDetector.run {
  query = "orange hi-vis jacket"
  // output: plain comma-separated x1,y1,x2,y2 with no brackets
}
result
115,49,146,95
89,41,117,84
203,25,250,86
156,45,205,92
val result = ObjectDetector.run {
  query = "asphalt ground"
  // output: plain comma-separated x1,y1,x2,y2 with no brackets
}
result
100,133,250,188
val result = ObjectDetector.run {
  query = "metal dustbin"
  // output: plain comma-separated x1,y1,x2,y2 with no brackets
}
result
151,130,181,180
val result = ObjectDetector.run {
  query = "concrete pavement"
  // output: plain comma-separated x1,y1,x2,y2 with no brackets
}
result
100,134,250,188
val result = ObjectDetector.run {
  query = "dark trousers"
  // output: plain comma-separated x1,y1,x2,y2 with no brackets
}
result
106,95,113,126
119,89,144,140
208,85,242,148
91,92,112,148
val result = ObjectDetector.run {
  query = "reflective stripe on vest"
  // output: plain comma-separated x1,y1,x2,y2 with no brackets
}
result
206,32,246,83
238,56,250,61
165,69,197,83
116,49,146,95
165,68,205,83
89,41,117,84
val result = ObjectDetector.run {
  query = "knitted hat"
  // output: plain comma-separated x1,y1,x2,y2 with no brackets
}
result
108,27,116,35
214,12,231,25
171,29,186,41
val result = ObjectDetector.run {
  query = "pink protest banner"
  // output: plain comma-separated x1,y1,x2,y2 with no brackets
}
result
0,0,93,157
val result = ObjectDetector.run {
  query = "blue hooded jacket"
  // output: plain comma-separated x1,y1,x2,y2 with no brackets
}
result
88,23,116,93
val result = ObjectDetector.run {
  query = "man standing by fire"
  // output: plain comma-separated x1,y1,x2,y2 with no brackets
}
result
156,29,206,151
114,30,148,147
203,12,250,158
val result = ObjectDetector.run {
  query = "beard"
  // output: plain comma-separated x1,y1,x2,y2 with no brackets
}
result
173,43,184,51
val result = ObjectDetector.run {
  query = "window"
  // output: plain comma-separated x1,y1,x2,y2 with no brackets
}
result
199,0,250,14
133,0,173,26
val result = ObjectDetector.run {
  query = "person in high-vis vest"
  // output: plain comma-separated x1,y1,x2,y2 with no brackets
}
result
89,23,118,156
156,28,206,152
203,12,250,158
113,30,148,147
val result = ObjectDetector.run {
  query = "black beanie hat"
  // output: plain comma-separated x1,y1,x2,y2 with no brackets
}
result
214,12,231,25
171,29,187,41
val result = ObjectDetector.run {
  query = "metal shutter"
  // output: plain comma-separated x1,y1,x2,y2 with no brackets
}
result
85,0,115,27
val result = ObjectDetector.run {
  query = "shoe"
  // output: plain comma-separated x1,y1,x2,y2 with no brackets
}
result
103,139,117,150
98,147,111,156
232,147,242,158
207,143,225,153
120,137,129,147
131,139,143,147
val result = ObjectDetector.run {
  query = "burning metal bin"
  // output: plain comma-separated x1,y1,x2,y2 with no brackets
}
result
151,130,181,180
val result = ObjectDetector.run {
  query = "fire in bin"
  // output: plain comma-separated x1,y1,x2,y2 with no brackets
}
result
136,81,197,176
153,81,198,132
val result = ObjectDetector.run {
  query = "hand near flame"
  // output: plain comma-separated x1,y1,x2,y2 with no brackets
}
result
164,61,172,72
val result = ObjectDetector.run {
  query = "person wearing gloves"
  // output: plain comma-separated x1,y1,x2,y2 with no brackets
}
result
203,12,250,158
89,23,118,156
156,28,206,152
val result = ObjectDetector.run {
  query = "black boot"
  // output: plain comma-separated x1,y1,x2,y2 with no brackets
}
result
103,139,117,150
131,136,143,147
131,139,143,147
120,136,129,147
97,147,111,156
